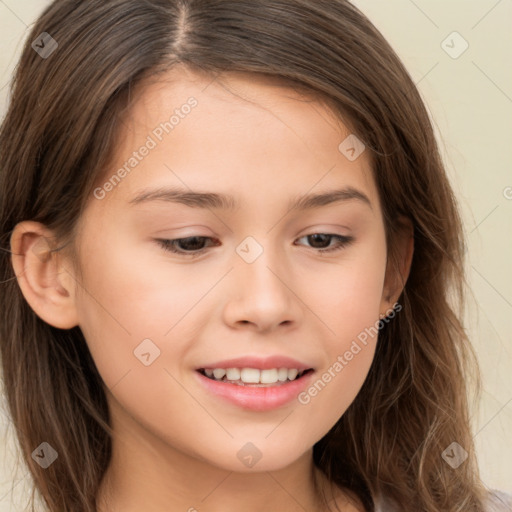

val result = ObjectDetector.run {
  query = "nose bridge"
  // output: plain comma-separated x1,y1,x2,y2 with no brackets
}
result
235,234,287,297
224,233,298,330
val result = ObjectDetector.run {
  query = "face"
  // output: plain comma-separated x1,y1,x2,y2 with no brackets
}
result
69,66,391,473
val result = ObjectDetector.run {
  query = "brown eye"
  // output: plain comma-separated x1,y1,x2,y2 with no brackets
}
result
295,234,354,254
155,233,353,259
155,236,219,257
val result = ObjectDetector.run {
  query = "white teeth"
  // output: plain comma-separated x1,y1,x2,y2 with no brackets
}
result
240,368,260,383
287,368,298,381
260,369,279,384
213,368,226,379
225,368,241,380
278,368,288,381
203,367,307,384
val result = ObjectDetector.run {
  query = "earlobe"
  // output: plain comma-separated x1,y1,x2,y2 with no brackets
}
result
10,221,79,329
380,217,414,316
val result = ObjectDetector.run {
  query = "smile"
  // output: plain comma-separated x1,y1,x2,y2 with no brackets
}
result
195,367,316,411
198,367,313,386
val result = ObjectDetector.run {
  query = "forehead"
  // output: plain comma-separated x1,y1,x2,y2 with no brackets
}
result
93,66,378,212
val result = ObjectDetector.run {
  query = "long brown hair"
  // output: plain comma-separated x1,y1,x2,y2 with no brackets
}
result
0,1,489,511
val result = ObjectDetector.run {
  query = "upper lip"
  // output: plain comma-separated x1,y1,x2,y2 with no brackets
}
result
197,355,314,371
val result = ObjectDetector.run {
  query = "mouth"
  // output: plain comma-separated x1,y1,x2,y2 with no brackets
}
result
195,365,317,411
196,367,315,387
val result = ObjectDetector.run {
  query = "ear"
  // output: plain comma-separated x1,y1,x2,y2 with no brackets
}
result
380,216,414,317
10,221,79,329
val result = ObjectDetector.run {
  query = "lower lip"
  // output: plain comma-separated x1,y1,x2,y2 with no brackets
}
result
195,370,315,412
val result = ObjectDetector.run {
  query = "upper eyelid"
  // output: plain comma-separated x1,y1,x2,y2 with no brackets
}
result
159,233,351,243
156,233,354,252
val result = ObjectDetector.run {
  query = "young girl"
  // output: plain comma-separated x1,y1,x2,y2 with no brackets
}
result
0,1,510,511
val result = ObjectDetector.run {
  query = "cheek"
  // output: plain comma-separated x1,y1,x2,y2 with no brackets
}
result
295,240,386,425
72,231,194,387
306,232,387,343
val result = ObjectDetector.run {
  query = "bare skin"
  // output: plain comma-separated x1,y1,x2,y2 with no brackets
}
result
11,65,413,512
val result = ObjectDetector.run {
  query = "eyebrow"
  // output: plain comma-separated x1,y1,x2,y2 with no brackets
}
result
128,185,372,211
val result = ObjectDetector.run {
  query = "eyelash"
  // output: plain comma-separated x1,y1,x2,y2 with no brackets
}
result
155,233,354,258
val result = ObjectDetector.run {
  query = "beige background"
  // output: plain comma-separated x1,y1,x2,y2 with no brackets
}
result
0,1,511,510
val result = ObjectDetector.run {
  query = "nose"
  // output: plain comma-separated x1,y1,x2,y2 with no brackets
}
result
222,248,301,334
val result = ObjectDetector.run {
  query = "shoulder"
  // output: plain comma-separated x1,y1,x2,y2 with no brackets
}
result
374,490,512,512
